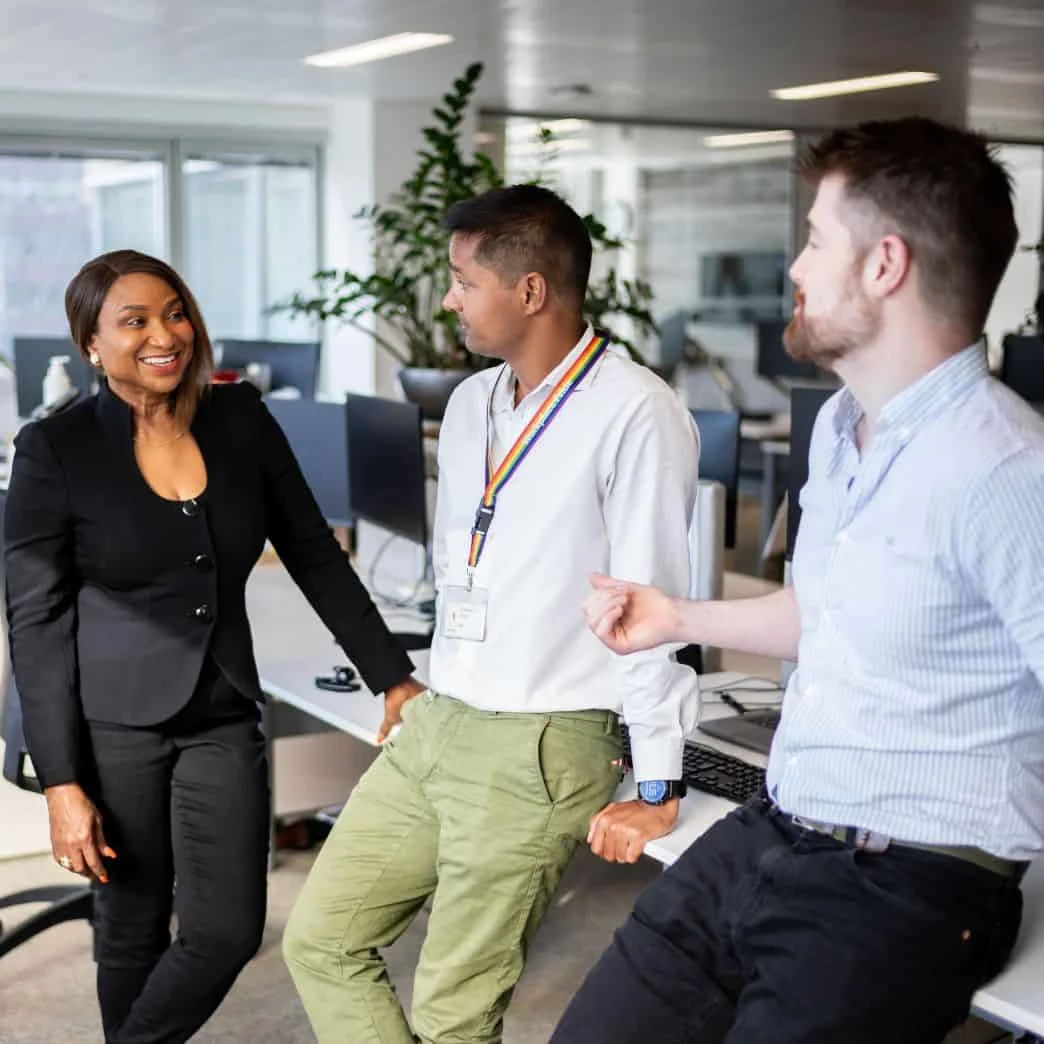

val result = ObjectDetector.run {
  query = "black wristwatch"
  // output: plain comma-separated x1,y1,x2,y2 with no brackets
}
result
637,779,687,805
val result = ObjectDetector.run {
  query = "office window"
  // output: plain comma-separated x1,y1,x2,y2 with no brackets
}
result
498,118,794,361
182,151,318,343
0,149,164,358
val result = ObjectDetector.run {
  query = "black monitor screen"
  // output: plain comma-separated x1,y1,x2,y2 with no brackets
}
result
214,339,320,398
756,320,821,382
690,408,740,549
345,394,427,547
785,385,838,561
265,398,352,527
13,337,96,417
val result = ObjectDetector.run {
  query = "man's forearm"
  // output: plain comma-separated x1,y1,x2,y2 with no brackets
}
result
674,586,800,661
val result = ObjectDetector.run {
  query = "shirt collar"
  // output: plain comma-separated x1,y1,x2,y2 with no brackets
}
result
492,323,597,414
831,342,989,444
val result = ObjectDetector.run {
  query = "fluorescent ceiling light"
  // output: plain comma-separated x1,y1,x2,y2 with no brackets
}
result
304,33,453,68
772,71,939,101
703,130,795,148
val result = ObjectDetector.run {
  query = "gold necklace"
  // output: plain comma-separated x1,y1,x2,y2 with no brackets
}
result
134,430,187,449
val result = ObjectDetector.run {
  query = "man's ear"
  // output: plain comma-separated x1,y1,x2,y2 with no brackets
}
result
865,234,911,301
519,272,548,315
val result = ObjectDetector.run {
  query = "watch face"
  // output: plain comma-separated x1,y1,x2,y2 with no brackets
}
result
639,780,668,803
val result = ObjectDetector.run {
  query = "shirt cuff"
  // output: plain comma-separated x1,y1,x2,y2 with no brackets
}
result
628,731,684,784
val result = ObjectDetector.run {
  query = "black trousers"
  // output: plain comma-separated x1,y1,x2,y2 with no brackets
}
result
84,659,270,1044
552,797,1023,1044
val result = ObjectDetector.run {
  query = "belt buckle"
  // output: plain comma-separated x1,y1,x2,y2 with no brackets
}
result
853,828,890,854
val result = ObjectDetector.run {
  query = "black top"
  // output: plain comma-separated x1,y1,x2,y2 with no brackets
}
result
3,380,413,788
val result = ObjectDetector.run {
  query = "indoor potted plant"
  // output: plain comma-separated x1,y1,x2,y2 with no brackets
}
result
280,62,655,420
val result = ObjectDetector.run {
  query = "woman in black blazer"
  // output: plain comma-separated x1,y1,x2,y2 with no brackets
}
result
3,250,424,1043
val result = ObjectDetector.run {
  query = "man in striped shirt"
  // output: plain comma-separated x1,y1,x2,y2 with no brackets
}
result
555,118,1042,1044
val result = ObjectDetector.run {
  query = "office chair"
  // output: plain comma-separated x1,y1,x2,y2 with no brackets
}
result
0,650,94,957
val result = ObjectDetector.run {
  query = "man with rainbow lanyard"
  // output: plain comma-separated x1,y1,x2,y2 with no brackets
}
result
283,184,701,1043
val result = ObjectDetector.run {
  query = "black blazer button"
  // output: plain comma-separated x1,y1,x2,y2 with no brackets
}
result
187,603,213,622
181,498,201,518
191,553,214,572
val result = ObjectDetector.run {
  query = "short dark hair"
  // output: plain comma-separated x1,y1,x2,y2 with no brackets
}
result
445,184,592,305
798,117,1017,335
65,250,214,430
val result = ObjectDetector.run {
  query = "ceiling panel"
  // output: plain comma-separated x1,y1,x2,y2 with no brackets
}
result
0,0,1040,139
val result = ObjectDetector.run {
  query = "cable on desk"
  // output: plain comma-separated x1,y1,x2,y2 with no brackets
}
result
699,675,784,707
367,533,433,614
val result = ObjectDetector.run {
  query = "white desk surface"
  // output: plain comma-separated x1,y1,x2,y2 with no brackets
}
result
248,562,1044,1037
260,652,429,747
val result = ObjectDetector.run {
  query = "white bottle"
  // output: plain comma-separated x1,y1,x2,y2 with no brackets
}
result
42,355,73,408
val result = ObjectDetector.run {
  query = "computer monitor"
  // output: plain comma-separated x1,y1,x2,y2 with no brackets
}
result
785,385,838,561
214,339,320,398
264,397,352,528
344,394,427,547
690,408,740,549
1000,334,1044,405
755,320,823,383
13,337,96,418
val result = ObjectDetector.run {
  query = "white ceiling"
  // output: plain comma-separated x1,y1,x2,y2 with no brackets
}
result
0,0,1042,139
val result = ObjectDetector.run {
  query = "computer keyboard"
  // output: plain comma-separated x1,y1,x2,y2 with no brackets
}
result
681,743,766,804
620,727,766,805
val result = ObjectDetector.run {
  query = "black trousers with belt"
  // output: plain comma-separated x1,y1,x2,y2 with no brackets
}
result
84,658,270,1044
552,796,1023,1044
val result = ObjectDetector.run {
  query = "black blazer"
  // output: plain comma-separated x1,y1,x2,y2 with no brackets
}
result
3,381,413,789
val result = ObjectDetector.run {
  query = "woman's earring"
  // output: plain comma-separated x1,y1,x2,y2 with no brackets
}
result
89,351,100,367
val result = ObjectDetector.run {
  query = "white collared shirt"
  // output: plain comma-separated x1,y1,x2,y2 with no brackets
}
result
429,326,701,780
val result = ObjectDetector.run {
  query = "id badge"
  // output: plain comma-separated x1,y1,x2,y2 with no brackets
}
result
440,585,489,642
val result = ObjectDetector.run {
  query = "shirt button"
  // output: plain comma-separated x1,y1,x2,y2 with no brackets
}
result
187,603,213,622
190,553,214,572
181,498,201,518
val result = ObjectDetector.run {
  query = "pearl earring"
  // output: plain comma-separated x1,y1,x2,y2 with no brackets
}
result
89,351,100,366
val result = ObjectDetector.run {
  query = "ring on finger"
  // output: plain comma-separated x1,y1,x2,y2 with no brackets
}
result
58,855,74,870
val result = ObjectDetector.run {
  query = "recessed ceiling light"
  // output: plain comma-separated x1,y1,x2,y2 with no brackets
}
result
771,71,939,101
703,130,795,148
304,33,454,69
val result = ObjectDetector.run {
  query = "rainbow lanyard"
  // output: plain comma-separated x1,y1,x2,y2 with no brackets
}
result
467,331,609,588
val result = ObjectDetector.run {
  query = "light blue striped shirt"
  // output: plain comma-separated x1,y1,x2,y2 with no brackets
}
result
768,344,1044,860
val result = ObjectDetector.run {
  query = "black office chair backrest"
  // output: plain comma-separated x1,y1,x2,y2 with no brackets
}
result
1000,334,1044,405
690,408,741,549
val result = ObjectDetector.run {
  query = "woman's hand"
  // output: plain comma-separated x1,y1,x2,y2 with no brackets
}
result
44,783,116,884
377,677,428,744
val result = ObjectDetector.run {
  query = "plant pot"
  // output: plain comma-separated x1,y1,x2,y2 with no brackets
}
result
398,367,472,421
